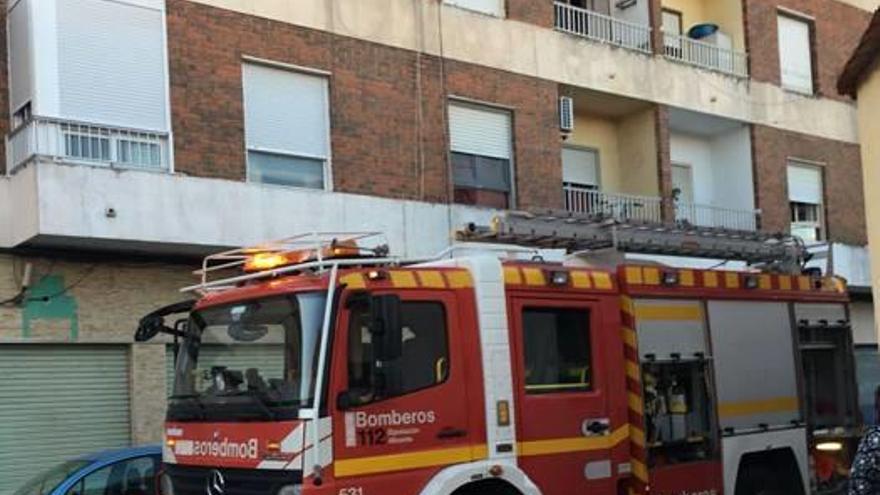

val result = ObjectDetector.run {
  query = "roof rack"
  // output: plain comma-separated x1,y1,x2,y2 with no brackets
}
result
458,210,809,274
183,232,397,293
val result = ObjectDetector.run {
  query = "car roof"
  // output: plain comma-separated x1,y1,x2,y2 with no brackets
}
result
75,445,161,463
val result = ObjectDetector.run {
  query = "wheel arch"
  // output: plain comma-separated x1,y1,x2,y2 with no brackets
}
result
417,461,540,495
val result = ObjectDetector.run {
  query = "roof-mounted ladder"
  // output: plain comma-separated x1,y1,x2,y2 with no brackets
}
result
457,210,809,274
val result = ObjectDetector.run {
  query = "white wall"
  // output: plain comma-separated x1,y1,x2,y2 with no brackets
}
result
670,127,753,210
2,161,500,259
852,301,877,346
670,132,714,205
711,127,755,212
613,0,651,30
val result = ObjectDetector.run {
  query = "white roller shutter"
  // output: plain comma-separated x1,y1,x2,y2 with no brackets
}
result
562,147,599,186
443,0,505,17
57,0,169,131
9,0,33,113
777,14,814,93
449,103,512,160
0,346,131,495
243,63,329,159
787,163,823,204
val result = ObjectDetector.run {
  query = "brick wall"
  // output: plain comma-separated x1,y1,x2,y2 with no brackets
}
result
744,0,872,101
507,0,554,28
752,125,866,245
166,0,562,208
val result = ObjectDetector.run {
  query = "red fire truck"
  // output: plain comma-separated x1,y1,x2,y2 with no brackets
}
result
137,214,860,495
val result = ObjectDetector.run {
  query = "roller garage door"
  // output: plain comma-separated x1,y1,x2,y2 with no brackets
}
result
0,346,131,495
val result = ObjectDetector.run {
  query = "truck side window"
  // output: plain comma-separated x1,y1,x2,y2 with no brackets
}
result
522,307,592,394
348,301,449,402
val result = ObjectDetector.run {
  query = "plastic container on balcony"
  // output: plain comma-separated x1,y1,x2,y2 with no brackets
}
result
688,23,719,39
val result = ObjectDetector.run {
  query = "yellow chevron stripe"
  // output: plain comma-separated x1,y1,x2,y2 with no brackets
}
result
778,275,792,290
628,392,644,415
620,295,635,316
725,272,740,289
339,273,366,289
704,271,719,288
522,268,546,286
626,360,641,381
634,305,702,321
622,327,637,348
389,270,418,288
643,267,660,285
718,396,799,418
630,426,645,448
680,269,695,287
445,271,473,289
504,267,522,285
518,425,629,457
417,270,446,289
625,266,643,285
571,271,592,289
759,274,772,290
335,444,487,477
631,459,649,482
592,272,613,290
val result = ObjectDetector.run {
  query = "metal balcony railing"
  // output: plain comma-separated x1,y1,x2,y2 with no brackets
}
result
675,201,760,231
662,32,748,78
564,185,663,223
6,116,171,173
554,2,652,54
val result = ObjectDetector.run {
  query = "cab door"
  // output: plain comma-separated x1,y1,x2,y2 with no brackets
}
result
509,295,622,495
328,288,477,494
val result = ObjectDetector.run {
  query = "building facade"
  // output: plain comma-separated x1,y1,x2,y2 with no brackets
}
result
0,0,876,491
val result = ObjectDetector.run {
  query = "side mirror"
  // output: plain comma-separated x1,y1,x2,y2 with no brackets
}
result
370,294,402,362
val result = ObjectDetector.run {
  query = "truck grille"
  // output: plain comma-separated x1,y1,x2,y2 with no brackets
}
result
164,464,301,495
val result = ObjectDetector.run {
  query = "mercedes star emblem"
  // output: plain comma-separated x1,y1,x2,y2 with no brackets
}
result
206,469,226,495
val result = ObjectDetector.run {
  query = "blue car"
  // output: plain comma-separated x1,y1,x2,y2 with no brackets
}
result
12,445,161,495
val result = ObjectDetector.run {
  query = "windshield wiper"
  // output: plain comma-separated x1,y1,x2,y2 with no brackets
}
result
226,390,277,420
171,394,208,420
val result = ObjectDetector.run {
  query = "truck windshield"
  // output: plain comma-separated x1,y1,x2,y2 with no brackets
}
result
168,292,326,421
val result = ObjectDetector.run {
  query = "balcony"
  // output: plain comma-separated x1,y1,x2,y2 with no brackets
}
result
663,32,748,78
554,2,652,54
675,201,760,231
7,117,171,174
565,186,662,223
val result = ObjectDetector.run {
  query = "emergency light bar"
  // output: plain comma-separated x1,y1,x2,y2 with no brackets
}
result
191,232,390,290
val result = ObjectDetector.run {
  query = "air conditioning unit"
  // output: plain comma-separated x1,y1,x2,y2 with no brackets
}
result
559,96,574,133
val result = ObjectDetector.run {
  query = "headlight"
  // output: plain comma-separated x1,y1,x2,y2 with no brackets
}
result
277,485,301,495
159,473,175,495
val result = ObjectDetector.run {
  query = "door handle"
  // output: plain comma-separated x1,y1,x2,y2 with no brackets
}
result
582,418,611,436
437,427,467,439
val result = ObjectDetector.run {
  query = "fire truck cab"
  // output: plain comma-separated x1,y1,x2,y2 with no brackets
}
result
140,231,859,495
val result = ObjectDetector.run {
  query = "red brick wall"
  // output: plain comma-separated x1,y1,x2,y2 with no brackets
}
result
507,0,554,28
744,0,871,101
752,125,866,245
166,0,561,207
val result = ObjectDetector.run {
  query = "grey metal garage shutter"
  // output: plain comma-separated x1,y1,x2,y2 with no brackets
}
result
0,346,131,495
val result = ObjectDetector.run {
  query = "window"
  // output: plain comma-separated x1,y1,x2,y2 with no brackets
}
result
787,162,824,242
66,456,159,495
63,130,111,162
243,62,330,189
443,0,505,17
522,307,592,393
117,139,162,169
562,147,599,214
448,102,513,208
777,13,814,94
348,301,449,402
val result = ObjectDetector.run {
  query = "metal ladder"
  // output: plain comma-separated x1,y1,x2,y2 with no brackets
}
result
457,210,809,273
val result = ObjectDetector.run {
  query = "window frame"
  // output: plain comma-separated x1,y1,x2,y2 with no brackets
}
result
447,98,516,209
241,58,334,192
786,159,826,242
66,455,160,495
344,297,452,406
442,0,506,18
519,304,596,395
776,10,817,95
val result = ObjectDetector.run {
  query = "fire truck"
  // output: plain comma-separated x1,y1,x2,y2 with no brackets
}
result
136,212,861,495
